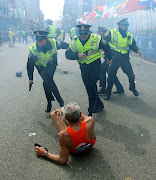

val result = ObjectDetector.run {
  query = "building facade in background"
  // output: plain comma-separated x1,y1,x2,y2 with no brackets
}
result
0,0,44,30
62,0,93,30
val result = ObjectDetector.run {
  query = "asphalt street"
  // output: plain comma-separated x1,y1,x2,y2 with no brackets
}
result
0,35,156,180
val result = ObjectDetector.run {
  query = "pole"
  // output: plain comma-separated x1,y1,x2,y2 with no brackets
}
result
131,14,134,33
135,13,137,34
138,12,140,35
147,10,148,36
149,9,152,34
140,11,143,35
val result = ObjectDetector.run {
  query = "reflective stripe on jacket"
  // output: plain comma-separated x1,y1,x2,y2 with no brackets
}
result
22,31,26,35
109,28,133,54
48,25,57,38
69,33,101,64
29,39,57,67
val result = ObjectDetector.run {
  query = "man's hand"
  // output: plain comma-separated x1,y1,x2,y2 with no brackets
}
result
78,53,86,59
29,80,33,91
55,107,64,116
107,59,112,65
35,146,47,157
137,50,141,56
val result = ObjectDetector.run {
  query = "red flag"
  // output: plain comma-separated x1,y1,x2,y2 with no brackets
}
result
89,12,96,23
118,0,146,16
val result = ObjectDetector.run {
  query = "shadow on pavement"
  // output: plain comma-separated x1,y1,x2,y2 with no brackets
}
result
37,121,58,140
109,95,156,119
96,111,150,156
62,148,117,180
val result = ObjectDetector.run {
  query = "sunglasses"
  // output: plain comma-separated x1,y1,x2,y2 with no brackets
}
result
122,24,129,27
36,37,44,41
79,30,89,35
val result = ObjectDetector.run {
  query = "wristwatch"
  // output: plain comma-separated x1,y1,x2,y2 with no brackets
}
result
43,151,48,158
43,148,48,158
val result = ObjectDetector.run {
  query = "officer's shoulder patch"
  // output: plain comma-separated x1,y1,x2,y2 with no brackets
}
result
104,31,109,37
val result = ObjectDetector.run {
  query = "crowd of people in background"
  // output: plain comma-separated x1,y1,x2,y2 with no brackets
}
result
0,28,36,46
0,26,156,47
0,27,66,47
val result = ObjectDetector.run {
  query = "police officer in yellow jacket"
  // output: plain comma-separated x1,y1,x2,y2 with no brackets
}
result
27,30,69,112
46,19,61,40
70,25,78,40
104,18,141,100
61,30,65,41
98,26,124,95
65,24,113,116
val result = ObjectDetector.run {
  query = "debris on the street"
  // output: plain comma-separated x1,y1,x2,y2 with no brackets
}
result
16,71,22,77
136,62,141,66
28,133,36,136
41,101,46,105
62,70,68,74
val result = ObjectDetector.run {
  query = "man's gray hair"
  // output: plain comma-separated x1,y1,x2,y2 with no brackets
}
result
64,102,80,123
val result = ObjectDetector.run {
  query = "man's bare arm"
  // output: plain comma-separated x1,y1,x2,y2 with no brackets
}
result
46,132,69,165
35,132,69,165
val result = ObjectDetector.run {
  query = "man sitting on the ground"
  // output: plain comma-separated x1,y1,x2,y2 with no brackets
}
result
35,102,95,165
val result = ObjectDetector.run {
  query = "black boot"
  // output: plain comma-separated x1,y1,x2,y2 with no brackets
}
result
104,95,110,100
88,112,92,116
132,90,139,96
129,88,139,96
45,101,52,113
98,87,106,95
94,104,104,113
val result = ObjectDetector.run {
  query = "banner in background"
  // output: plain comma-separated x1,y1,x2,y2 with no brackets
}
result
77,0,156,24
135,35,156,59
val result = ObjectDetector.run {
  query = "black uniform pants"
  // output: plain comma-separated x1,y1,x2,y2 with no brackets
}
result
99,60,123,91
106,53,135,96
80,59,104,114
37,64,63,103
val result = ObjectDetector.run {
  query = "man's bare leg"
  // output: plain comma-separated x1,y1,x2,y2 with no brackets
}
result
51,111,68,133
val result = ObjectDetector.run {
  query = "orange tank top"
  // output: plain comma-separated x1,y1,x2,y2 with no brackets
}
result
66,121,95,154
